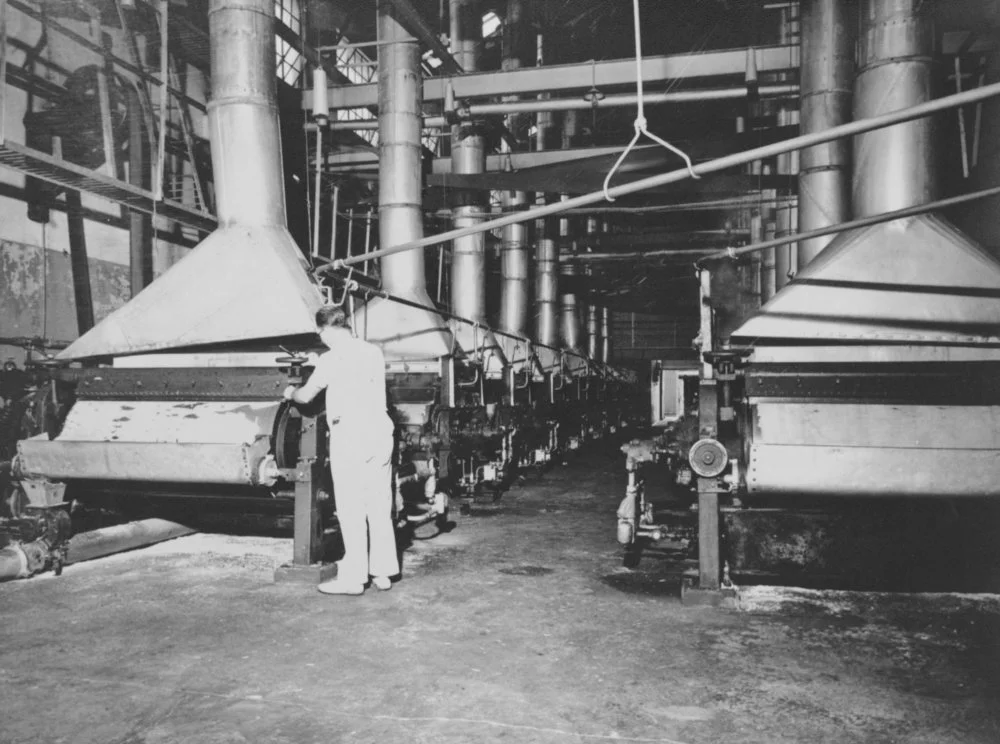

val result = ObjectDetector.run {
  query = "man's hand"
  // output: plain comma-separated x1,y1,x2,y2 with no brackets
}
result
283,384,299,402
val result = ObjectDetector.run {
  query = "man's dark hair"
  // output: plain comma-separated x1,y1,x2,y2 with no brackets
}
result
316,305,350,329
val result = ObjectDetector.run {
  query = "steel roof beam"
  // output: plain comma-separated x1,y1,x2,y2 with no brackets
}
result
305,44,799,111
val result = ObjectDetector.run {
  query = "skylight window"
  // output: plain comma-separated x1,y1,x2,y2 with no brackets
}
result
482,11,501,37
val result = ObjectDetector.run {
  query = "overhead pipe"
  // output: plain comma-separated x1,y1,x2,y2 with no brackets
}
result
319,85,801,131
797,0,852,267
450,0,487,326
319,79,1000,270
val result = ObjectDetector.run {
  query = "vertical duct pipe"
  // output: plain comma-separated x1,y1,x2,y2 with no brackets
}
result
376,1,432,301
774,4,799,290
534,218,558,346
65,190,95,334
559,194,582,351
208,0,288,229
499,0,529,335
586,305,599,359
761,217,777,301
584,216,599,359
450,0,487,324
797,0,852,267
124,85,153,295
533,33,558,347
600,307,611,363
775,201,798,288
853,0,937,217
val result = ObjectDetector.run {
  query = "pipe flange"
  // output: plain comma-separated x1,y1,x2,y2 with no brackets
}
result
689,438,728,478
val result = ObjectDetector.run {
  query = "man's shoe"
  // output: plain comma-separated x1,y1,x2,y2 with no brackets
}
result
317,579,364,595
371,576,392,591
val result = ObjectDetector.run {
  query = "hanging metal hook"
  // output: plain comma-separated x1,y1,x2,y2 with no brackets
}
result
603,0,700,202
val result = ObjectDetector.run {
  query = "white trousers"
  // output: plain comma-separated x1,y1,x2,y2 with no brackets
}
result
329,430,399,585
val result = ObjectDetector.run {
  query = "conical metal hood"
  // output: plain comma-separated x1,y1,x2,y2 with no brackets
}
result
59,0,323,360
354,292,453,362
733,215,1000,344
735,0,1000,348
59,226,322,359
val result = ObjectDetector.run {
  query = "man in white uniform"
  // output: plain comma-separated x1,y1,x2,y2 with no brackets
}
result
284,306,399,595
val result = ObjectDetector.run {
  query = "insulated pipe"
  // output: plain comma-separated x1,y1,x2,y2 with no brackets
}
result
65,519,195,565
319,85,801,130
853,0,937,216
797,0,852,267
377,1,431,299
559,194,582,351
450,0,487,324
208,0,287,227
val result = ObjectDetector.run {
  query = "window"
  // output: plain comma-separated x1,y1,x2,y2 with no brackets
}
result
274,0,303,85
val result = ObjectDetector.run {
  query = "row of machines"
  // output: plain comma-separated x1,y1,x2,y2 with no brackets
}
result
0,306,637,582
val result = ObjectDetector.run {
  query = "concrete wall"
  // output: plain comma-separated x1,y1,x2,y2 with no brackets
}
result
1,6,206,365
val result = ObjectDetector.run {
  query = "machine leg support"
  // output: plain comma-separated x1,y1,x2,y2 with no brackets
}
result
274,444,336,584
681,480,735,608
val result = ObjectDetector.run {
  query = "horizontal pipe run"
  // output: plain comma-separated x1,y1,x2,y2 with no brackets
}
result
320,80,1000,271
318,85,799,130
566,184,1000,264
65,519,196,565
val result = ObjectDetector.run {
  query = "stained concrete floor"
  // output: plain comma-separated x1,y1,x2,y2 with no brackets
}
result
2,457,999,744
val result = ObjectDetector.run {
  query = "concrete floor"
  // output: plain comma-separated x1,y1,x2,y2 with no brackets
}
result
2,458,999,744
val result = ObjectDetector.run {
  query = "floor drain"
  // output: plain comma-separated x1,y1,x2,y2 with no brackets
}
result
499,565,554,576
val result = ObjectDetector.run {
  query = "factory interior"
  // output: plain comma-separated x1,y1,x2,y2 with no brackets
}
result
2,0,1000,741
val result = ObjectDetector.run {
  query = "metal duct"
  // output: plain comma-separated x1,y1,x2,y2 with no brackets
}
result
500,192,529,335
797,0,852,267
600,307,611,363
774,201,797,290
356,2,451,361
853,0,937,216
559,195,582,352
450,0,485,325
734,0,1000,347
584,216,599,359
58,0,322,360
498,0,529,338
532,40,558,354
534,202,559,348
586,305,599,360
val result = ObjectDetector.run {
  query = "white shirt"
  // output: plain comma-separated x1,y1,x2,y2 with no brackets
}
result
304,336,393,445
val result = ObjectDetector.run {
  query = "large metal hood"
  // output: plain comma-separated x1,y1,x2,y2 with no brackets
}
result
355,293,453,362
59,0,323,361
733,214,1000,344
60,226,321,359
734,0,1000,349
